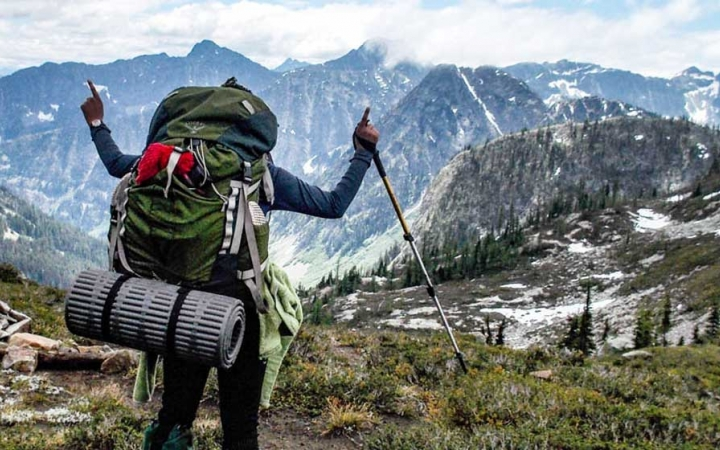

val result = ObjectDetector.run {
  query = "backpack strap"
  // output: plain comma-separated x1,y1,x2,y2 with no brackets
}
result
109,173,136,274
219,162,268,314
262,154,275,205
163,147,187,198
240,193,267,313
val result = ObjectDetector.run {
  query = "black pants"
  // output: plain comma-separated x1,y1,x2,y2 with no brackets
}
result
158,300,267,450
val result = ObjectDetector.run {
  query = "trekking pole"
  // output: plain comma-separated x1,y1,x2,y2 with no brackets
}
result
373,152,468,374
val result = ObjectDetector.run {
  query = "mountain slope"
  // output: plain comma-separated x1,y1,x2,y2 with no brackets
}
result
268,65,663,285
412,117,720,246
270,64,552,283
0,40,279,234
0,41,427,237
259,41,428,180
505,60,720,125
313,119,720,351
0,185,105,287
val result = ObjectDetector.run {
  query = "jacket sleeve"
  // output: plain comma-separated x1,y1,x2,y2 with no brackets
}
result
90,124,140,178
269,149,374,218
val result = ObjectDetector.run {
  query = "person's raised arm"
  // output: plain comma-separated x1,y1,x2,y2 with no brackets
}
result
81,79,139,178
271,107,379,218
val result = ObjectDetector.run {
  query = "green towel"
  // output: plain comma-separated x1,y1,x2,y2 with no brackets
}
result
132,262,302,408
133,351,159,403
259,263,303,408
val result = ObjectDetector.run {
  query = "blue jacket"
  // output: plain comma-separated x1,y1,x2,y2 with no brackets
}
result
91,124,373,218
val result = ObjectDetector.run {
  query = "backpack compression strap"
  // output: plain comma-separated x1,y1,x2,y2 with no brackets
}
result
220,162,268,313
109,173,136,274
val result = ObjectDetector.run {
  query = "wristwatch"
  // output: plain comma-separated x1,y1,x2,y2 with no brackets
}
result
91,119,102,128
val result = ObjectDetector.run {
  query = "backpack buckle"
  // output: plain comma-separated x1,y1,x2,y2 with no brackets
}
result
243,161,252,184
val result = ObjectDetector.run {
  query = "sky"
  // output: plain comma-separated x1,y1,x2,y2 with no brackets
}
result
0,0,718,78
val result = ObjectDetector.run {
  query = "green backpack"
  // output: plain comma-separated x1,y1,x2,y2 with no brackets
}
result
108,78,277,313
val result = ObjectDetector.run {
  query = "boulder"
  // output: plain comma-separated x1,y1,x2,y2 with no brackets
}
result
622,350,653,359
2,345,38,373
530,370,553,380
77,345,108,355
101,349,138,374
0,300,31,339
8,333,60,351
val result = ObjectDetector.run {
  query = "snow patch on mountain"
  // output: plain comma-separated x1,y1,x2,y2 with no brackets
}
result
629,209,672,233
684,80,720,125
666,192,691,203
545,79,590,104
458,68,503,136
481,294,616,328
37,111,53,122
302,155,317,175
3,227,20,242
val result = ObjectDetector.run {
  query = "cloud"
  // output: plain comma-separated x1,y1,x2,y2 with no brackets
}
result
0,0,717,77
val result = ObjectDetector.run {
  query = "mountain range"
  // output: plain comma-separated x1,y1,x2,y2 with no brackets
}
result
0,40,718,285
0,186,104,287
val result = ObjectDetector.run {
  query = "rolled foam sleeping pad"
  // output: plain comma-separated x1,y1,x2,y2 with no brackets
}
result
65,269,245,369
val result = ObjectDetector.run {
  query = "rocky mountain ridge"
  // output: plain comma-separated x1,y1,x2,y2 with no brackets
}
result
0,186,104,287
1,42,718,285
412,117,720,246
317,121,720,349
505,60,720,125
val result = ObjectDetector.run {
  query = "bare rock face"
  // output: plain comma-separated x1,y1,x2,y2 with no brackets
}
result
622,350,653,359
100,349,139,374
530,370,553,380
2,345,38,373
8,333,61,352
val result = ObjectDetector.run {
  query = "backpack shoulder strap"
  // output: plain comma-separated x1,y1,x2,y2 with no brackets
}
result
109,173,136,274
219,161,269,314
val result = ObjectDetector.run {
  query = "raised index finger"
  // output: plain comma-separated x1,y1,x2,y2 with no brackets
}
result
360,107,370,125
87,80,100,100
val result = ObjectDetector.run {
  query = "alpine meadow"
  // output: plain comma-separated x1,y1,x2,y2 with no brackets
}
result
2,5,720,449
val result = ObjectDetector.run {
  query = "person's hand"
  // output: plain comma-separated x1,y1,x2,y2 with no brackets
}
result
353,107,379,153
80,79,104,126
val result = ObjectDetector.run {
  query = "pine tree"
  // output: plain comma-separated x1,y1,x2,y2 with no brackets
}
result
633,309,655,349
495,319,507,346
707,304,720,341
692,324,703,345
577,285,596,355
600,318,611,344
560,315,581,352
482,315,494,345
660,296,672,346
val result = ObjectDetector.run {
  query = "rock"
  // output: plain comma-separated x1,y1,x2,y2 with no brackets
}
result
0,300,31,339
77,345,108,355
530,370,553,380
622,350,653,359
2,345,38,373
8,333,60,351
101,349,138,374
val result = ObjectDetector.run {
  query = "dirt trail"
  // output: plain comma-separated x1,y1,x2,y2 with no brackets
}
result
17,369,361,450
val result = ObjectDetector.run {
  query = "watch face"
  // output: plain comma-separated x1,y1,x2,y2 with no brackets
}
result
91,119,102,127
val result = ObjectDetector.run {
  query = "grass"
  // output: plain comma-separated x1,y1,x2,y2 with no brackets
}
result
2,323,720,448
618,235,720,312
3,267,720,449
268,326,720,448
0,279,71,341
320,397,378,436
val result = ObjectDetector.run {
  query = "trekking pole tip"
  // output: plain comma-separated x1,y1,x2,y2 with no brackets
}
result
456,352,469,374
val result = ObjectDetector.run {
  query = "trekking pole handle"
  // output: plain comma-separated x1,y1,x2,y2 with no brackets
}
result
373,152,387,177
373,153,412,239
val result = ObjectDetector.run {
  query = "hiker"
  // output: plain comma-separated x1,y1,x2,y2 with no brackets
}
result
81,79,379,450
